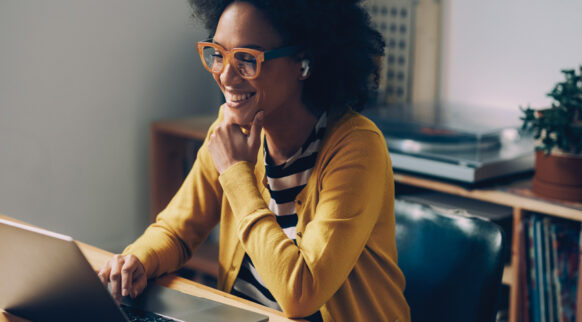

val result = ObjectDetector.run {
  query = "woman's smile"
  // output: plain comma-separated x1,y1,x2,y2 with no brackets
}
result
224,90,256,108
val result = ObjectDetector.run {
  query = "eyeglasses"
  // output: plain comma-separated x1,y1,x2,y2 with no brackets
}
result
196,41,298,80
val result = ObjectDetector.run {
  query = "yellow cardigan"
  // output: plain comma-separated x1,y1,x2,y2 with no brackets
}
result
123,110,410,322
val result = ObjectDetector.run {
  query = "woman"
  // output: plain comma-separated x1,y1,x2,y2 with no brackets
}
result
99,1,410,321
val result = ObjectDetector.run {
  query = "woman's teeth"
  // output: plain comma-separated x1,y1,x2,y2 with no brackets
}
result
227,92,254,102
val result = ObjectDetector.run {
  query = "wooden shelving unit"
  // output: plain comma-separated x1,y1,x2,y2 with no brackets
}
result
394,172,582,322
150,115,216,220
150,115,582,322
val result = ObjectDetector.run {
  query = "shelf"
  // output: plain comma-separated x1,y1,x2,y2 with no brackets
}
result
152,115,216,140
150,115,216,219
394,172,582,222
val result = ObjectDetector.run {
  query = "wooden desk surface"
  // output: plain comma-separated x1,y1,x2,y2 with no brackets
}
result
0,214,292,322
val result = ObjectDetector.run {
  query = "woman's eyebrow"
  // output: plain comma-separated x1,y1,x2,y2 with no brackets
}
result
212,40,265,50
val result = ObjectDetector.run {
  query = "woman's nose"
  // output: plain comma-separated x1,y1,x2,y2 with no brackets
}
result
219,61,243,86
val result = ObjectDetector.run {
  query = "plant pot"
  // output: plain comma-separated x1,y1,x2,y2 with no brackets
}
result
532,150,582,202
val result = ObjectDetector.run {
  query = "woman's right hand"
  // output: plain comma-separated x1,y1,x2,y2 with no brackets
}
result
98,254,147,305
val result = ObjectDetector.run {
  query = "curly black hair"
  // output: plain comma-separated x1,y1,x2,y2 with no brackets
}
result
190,0,385,113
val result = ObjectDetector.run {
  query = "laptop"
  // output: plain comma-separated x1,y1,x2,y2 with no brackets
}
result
0,218,269,322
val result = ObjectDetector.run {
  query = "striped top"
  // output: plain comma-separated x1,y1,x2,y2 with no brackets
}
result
231,112,327,315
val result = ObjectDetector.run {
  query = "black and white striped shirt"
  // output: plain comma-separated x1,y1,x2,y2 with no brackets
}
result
231,113,327,317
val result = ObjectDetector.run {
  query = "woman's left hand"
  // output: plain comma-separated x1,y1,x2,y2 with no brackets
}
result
208,107,264,174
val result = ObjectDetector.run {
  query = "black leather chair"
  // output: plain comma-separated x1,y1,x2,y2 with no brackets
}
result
394,199,506,322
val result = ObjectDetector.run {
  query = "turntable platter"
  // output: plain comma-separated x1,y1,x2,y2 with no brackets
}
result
374,120,501,153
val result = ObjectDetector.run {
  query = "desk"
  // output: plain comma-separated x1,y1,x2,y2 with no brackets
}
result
0,214,292,322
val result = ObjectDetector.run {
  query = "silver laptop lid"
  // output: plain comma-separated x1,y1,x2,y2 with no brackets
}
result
0,218,127,322
0,219,269,322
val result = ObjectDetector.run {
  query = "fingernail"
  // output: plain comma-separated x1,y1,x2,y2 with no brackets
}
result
122,288,128,297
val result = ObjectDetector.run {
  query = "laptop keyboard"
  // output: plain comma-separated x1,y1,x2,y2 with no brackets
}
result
120,304,180,322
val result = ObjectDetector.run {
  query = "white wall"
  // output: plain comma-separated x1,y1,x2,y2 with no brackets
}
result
0,0,220,251
440,0,582,109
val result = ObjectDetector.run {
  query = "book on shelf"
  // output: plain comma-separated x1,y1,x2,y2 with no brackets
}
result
534,216,546,322
542,217,556,322
549,220,562,322
526,215,540,322
520,214,530,322
524,214,580,322
551,219,580,322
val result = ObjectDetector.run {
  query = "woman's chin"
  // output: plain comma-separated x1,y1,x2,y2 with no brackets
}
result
223,103,258,126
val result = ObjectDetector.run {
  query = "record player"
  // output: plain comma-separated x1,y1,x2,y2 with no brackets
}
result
364,102,535,184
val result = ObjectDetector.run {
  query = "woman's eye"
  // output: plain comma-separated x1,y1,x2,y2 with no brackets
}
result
236,53,256,63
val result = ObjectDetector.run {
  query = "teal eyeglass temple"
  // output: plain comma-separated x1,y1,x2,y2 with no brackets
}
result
262,46,299,60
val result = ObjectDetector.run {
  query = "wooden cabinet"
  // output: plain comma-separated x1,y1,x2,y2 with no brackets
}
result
150,115,216,220
150,115,582,322
150,115,218,285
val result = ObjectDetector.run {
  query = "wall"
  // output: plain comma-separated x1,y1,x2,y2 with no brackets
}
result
2,1,581,253
440,0,582,109
0,0,220,251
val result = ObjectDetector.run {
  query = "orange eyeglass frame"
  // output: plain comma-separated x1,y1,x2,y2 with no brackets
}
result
196,41,299,80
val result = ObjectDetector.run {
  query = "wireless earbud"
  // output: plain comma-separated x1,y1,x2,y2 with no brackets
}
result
301,59,310,78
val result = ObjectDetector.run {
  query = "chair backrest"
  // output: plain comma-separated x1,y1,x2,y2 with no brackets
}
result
394,199,506,322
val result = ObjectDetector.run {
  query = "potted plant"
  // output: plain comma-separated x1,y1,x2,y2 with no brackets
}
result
520,66,582,202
